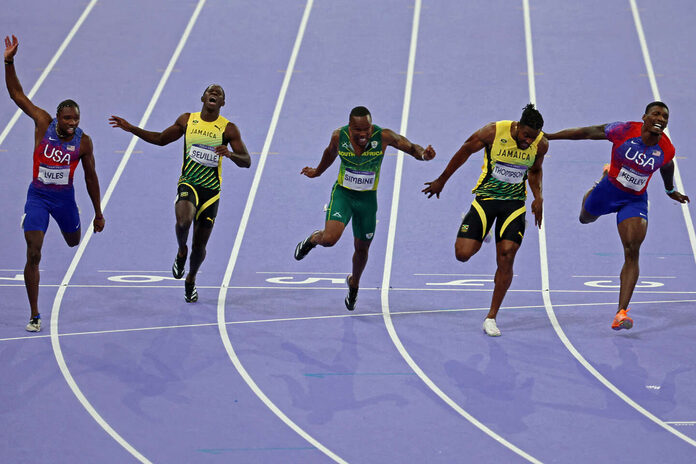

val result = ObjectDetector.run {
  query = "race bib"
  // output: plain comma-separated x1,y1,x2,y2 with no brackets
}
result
491,162,526,184
343,168,376,191
189,144,219,167
616,166,649,191
37,165,70,185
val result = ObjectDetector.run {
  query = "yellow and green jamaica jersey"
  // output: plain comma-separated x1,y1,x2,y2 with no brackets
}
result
472,120,543,201
336,124,385,191
178,112,229,191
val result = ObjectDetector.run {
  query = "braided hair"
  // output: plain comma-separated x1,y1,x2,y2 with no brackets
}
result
56,99,79,114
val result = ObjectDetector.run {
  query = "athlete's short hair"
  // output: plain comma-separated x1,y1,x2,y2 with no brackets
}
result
56,99,79,114
204,84,225,99
645,101,668,114
519,103,543,130
349,106,371,120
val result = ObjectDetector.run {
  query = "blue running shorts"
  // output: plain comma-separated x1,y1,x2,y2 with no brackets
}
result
584,177,648,224
23,184,80,233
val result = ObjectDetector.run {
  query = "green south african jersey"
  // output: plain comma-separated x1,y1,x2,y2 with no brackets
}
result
336,124,384,192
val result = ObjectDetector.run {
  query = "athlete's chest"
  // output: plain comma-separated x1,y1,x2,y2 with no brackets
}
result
35,137,80,166
613,137,665,173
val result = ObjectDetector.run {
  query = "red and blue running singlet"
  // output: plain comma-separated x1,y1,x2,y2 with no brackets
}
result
604,121,674,195
31,119,82,190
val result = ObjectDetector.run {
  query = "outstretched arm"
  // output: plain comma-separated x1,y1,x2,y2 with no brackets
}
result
527,137,548,228
660,160,690,204
381,128,435,161
545,124,607,140
300,130,340,178
79,135,105,233
217,122,251,168
422,122,493,198
108,113,187,146
4,35,51,126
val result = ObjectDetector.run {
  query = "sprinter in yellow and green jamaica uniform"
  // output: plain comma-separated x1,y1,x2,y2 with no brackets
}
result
423,104,548,337
294,106,436,311
109,84,251,304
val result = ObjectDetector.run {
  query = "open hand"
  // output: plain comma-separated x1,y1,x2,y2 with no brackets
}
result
531,197,543,228
4,35,18,61
422,177,445,198
668,191,690,204
108,115,133,132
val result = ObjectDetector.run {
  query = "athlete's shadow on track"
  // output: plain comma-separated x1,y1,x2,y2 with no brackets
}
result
444,340,535,434
273,317,408,425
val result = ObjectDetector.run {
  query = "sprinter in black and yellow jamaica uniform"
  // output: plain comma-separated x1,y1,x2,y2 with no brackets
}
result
109,84,251,302
294,106,435,311
423,104,548,337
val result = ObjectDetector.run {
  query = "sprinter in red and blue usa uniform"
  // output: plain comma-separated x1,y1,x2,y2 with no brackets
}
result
547,101,689,331
4,35,105,332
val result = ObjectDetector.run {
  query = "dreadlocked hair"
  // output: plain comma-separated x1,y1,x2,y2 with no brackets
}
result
519,103,543,130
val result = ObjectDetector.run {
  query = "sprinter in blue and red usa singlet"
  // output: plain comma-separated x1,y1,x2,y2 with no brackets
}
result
4,35,105,332
547,101,689,331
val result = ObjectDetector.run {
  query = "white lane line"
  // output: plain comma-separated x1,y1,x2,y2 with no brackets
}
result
379,1,540,462
4,297,696,343
629,0,696,265
4,282,696,294
0,0,98,147
214,2,344,462
529,0,696,448
48,2,209,462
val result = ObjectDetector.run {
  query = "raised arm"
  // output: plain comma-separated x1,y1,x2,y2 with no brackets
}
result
527,136,548,227
79,135,105,233
422,122,494,198
659,160,690,204
4,35,51,126
108,113,187,146
545,124,607,140
381,128,435,161
216,122,251,168
300,130,340,178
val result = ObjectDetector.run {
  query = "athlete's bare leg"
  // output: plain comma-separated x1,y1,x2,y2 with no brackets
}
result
23,230,44,318
174,200,195,260
454,236,483,262
186,222,213,284
579,187,601,224
61,228,81,247
348,238,372,288
485,239,520,320
616,216,647,311
310,219,346,247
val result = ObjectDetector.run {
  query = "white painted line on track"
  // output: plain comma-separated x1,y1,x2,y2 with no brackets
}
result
629,0,696,265
214,2,345,462
379,1,540,462
47,1,209,462
4,297,696,344
0,0,98,147
528,0,696,448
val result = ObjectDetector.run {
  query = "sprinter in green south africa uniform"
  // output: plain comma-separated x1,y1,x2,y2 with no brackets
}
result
423,103,548,337
294,106,435,311
109,84,251,303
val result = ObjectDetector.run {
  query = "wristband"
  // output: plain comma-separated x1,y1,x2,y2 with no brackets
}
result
666,187,676,195
4,60,14,65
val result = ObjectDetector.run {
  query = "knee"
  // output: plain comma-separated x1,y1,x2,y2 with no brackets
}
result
455,248,473,263
319,233,339,247
26,248,41,266
622,241,641,260
176,219,193,230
